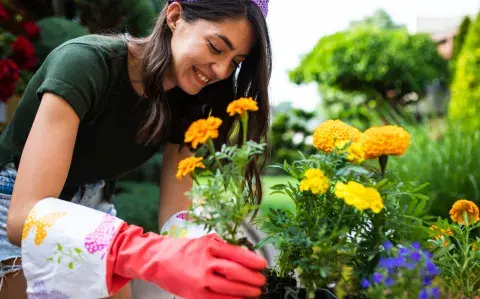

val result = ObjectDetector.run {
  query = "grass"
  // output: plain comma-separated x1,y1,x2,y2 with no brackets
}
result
114,176,296,232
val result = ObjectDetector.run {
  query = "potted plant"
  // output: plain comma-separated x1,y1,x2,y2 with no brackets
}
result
256,120,431,298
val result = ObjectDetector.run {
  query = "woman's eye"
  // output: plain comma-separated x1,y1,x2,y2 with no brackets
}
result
231,61,240,68
208,41,222,54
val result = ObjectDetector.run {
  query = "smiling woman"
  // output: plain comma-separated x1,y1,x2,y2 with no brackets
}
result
0,0,272,299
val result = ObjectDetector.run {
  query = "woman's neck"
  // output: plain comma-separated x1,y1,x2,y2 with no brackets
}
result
127,42,176,95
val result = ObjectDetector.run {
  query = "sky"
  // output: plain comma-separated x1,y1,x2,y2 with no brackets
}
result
265,0,480,111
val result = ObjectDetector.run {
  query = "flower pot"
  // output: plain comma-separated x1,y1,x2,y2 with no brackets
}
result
260,269,338,299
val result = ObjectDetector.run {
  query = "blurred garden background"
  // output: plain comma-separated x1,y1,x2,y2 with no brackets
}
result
0,0,479,233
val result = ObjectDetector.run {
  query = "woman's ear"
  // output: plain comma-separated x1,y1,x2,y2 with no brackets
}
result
166,2,183,31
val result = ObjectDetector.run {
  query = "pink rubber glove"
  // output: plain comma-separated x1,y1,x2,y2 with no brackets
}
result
107,224,267,299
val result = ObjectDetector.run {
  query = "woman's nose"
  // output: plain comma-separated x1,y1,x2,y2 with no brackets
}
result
212,60,231,81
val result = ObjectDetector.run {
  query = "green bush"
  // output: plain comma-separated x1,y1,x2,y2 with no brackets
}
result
389,121,480,218
448,13,480,131
33,17,89,64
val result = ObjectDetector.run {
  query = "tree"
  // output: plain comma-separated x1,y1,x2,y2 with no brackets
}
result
268,108,316,171
290,27,449,121
349,9,404,30
452,16,471,61
448,13,480,131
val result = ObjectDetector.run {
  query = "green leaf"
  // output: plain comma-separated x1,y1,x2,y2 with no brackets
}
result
68,262,74,269
57,257,62,264
46,257,54,262
74,248,83,255
270,184,287,191
57,243,63,252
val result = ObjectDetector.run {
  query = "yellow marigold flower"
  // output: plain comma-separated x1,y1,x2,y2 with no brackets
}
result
313,120,361,153
184,117,222,149
335,140,365,164
176,156,206,180
299,169,330,195
226,97,259,117
361,125,411,159
449,199,480,225
334,181,384,213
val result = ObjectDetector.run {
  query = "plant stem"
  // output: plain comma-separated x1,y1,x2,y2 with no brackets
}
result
207,139,224,171
241,113,248,145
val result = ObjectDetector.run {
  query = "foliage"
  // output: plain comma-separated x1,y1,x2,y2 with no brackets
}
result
389,121,480,218
448,13,480,131
348,9,404,30
268,108,316,170
258,120,430,296
75,0,157,37
290,25,448,123
175,98,266,245
450,16,471,74
427,202,480,297
33,17,88,63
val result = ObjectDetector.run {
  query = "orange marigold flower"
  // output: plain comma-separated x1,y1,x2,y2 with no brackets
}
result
449,199,480,225
429,225,453,247
361,125,411,159
335,140,365,164
226,97,259,117
313,120,361,153
184,117,222,149
176,156,206,180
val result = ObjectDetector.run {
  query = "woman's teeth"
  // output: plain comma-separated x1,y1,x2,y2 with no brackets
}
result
195,68,210,84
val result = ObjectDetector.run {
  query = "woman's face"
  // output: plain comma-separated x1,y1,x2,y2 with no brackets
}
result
166,3,255,95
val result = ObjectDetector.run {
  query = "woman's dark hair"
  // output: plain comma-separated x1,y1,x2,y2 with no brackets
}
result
124,0,272,210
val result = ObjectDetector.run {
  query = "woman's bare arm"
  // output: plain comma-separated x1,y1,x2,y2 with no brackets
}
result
158,143,193,229
6,92,80,246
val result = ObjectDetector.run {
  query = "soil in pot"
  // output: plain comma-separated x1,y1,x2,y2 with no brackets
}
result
260,268,338,299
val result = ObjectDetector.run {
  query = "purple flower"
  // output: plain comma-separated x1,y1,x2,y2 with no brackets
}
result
361,278,370,289
394,256,406,267
383,240,393,251
418,288,429,299
373,272,383,284
410,251,422,262
379,257,396,269
426,262,438,276
399,247,410,256
412,242,422,250
423,276,432,286
423,250,434,259
404,262,416,269
385,277,394,286
431,287,440,298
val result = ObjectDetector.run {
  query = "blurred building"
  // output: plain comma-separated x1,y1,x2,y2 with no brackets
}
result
415,15,475,60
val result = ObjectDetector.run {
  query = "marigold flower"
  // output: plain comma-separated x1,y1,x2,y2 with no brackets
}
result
335,140,365,164
226,97,259,117
429,225,453,247
184,117,222,149
449,199,480,225
312,120,361,153
176,156,206,180
299,169,330,195
334,181,384,213
361,125,411,159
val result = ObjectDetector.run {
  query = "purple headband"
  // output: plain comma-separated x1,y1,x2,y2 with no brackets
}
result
167,0,269,18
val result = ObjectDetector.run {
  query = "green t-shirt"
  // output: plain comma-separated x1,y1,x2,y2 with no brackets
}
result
0,35,198,199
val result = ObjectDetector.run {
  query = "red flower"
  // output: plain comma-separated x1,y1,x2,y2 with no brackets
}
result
23,21,40,38
0,4,8,23
0,59,20,103
11,36,37,70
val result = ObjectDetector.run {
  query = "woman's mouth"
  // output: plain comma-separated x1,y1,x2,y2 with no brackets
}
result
193,66,211,85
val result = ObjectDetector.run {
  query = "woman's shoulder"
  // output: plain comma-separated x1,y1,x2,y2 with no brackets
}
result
49,34,128,62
